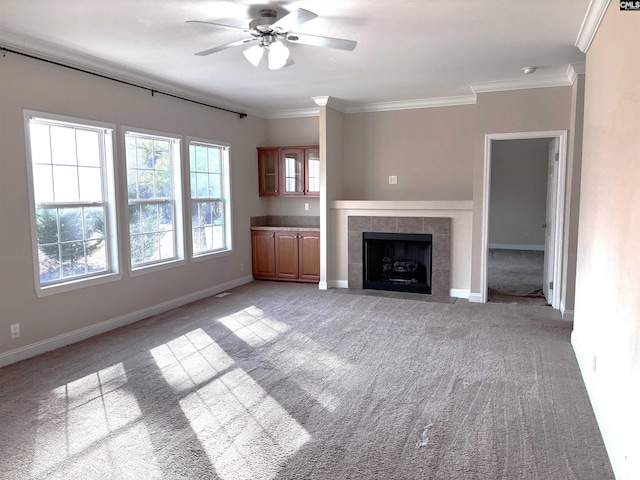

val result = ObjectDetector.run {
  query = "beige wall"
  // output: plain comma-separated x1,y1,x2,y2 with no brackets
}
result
342,106,475,200
263,116,320,216
489,138,550,248
470,87,574,295
0,53,266,359
572,4,640,479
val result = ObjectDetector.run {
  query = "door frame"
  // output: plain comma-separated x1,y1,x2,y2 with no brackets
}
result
480,130,568,308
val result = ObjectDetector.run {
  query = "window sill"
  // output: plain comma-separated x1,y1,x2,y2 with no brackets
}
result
36,271,123,297
130,258,187,277
190,248,233,263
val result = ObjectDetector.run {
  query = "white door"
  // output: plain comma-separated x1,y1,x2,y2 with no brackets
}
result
543,138,558,303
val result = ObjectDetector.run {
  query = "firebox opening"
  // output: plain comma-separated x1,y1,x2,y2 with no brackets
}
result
363,232,432,294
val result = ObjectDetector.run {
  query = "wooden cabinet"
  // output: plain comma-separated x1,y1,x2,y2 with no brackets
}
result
251,229,320,283
257,146,319,197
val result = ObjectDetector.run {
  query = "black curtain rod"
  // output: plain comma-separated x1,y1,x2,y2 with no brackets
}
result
0,46,248,119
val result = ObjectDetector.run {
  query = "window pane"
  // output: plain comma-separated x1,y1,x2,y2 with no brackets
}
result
189,145,195,171
39,245,61,283
209,174,221,198
130,235,143,265
127,170,138,200
190,172,197,198
53,165,80,202
30,124,52,164
86,240,107,273
141,204,158,233
84,207,105,240
155,169,171,199
208,148,221,173
137,170,154,200
76,130,100,166
129,205,142,234
195,146,208,172
136,138,153,168
159,204,173,232
33,164,54,203
50,126,77,165
59,208,83,242
36,208,59,244
61,242,86,278
79,166,103,202
196,173,208,198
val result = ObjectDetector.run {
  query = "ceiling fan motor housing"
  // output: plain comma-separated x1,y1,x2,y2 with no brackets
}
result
249,9,278,32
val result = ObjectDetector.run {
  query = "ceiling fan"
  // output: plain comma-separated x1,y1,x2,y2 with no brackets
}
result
187,8,357,70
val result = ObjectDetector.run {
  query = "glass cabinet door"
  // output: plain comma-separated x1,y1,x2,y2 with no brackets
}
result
258,148,279,196
305,148,320,195
281,149,304,195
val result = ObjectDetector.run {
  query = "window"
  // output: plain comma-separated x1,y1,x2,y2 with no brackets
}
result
25,113,119,293
125,130,183,270
188,140,232,257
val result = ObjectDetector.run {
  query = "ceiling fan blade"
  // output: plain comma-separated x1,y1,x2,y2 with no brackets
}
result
195,37,256,56
272,8,318,32
186,20,247,33
285,33,357,51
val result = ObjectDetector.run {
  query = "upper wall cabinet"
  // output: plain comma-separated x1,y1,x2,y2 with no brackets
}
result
258,146,319,197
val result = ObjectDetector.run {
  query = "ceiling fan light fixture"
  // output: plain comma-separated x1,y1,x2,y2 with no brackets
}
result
267,40,289,70
243,44,264,67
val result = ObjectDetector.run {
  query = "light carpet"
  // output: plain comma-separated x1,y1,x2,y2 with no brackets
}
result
0,281,613,479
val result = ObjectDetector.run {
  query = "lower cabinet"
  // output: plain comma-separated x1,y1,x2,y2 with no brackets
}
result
251,230,320,283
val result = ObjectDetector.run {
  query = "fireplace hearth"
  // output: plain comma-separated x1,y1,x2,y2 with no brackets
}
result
363,232,432,294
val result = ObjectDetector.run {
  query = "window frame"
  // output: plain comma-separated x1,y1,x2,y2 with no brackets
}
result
123,127,185,275
24,110,122,297
186,137,233,261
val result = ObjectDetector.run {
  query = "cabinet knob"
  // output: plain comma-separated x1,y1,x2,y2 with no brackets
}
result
275,189,278,193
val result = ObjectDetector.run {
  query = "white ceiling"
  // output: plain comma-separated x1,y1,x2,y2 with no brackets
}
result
0,1,590,118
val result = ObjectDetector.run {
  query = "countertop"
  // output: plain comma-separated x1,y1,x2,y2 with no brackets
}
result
251,225,320,232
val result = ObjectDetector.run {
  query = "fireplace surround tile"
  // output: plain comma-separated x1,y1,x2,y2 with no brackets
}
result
348,216,451,296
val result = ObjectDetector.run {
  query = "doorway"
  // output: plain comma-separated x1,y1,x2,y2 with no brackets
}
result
480,131,567,309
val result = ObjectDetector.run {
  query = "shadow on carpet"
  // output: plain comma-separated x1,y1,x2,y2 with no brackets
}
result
332,288,457,304
488,288,549,306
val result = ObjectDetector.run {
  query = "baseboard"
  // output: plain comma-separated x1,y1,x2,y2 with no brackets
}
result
449,288,469,299
468,293,484,303
0,275,254,368
318,281,328,290
488,243,545,251
328,280,348,289
571,331,628,480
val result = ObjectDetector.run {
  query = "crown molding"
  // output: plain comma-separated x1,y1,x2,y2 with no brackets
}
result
571,62,586,75
575,0,610,53
344,95,477,114
470,70,576,94
0,29,264,119
311,96,348,113
265,108,320,119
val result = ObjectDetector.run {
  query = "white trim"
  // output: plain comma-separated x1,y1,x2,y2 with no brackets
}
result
329,280,349,289
471,71,576,94
572,62,586,75
265,108,320,119
488,243,545,251
331,200,473,211
468,293,483,303
0,275,254,368
481,131,568,307
344,95,477,114
575,0,611,53
571,330,628,480
450,289,470,299
318,281,328,290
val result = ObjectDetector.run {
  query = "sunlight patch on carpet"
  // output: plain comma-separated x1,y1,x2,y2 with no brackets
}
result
218,307,291,347
180,367,311,480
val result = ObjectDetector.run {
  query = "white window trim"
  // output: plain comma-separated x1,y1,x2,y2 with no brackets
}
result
186,136,233,262
24,110,122,297
122,126,186,276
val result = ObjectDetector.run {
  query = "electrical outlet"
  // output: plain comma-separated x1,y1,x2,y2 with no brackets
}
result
592,355,597,372
389,175,398,185
10,323,20,339
304,203,309,211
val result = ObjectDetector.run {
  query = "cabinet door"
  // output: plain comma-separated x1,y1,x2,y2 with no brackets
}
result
258,148,280,196
280,148,305,196
275,231,299,278
251,231,276,278
298,231,320,282
305,148,320,196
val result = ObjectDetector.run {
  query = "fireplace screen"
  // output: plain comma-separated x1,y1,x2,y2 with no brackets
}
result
363,232,432,294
